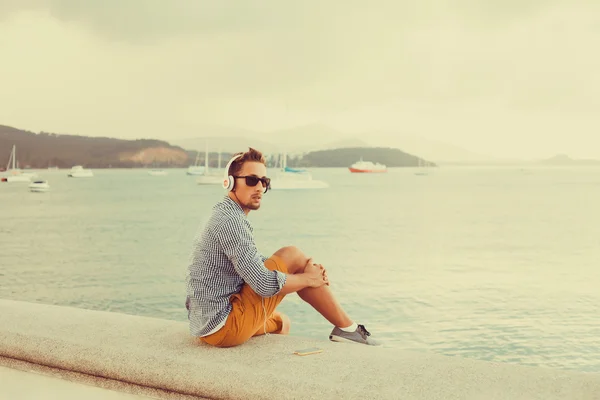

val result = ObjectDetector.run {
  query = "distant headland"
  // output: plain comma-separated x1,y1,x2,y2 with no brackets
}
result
0,124,434,169
540,153,600,166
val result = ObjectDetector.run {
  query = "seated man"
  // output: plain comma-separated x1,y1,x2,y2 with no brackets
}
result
185,147,378,347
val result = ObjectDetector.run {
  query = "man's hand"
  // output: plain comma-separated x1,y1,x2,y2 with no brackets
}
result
279,258,330,295
304,258,329,288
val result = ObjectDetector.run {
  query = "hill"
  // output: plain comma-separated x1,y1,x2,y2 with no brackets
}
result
172,123,486,163
539,154,600,165
1,124,434,169
0,125,190,168
171,124,371,154
366,133,493,164
173,136,279,154
299,147,435,168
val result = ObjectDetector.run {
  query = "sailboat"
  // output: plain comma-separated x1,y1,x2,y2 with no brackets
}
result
148,168,168,176
414,158,428,176
1,145,35,182
269,151,328,190
186,151,205,175
196,144,222,185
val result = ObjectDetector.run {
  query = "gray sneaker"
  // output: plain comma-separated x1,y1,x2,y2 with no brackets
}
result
329,324,380,346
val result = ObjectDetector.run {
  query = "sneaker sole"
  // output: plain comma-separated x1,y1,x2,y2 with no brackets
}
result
329,334,367,345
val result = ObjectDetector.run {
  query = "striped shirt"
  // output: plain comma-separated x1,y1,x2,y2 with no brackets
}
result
185,196,287,337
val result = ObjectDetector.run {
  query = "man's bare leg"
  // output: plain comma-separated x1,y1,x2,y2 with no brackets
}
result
273,246,353,328
276,311,291,334
297,284,353,328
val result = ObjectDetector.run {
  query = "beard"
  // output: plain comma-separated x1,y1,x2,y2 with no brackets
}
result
245,200,261,210
232,190,262,211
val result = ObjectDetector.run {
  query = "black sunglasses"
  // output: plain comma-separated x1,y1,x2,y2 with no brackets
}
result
233,175,271,191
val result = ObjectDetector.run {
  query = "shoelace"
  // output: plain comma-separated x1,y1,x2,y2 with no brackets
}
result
358,324,371,337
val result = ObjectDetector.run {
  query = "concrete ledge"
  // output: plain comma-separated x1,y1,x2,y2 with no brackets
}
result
0,362,156,399
0,356,202,399
1,299,599,400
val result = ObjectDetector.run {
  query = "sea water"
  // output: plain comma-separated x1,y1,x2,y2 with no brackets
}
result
1,166,599,372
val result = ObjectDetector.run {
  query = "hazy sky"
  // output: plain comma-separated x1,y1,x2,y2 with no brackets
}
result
1,1,599,159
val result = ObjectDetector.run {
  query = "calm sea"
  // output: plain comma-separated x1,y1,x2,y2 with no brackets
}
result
1,166,599,372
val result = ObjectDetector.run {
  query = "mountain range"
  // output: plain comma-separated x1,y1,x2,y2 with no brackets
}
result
171,123,492,163
0,125,188,169
3,122,598,168
0,124,431,168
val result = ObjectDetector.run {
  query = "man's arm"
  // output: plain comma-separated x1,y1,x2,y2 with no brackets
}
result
278,274,311,295
215,217,286,297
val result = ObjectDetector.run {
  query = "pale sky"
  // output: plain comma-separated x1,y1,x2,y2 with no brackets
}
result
1,1,599,159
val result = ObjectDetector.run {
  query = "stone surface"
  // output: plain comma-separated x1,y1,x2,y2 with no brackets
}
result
1,299,599,400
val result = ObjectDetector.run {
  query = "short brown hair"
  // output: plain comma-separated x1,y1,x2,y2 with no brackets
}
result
228,147,266,177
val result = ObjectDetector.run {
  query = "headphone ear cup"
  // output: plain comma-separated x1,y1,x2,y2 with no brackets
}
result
223,175,234,191
223,153,243,191
222,176,230,190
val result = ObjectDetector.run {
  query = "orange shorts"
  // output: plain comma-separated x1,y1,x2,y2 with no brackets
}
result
200,255,288,348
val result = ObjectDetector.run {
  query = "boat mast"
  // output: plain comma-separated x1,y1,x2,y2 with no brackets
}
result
5,146,11,171
204,140,209,174
8,145,16,171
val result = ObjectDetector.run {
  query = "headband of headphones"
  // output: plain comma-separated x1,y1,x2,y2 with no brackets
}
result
222,153,243,191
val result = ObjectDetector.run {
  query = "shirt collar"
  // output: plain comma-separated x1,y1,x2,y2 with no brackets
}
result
220,195,245,217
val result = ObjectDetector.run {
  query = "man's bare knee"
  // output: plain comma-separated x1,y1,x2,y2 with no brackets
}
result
273,246,308,275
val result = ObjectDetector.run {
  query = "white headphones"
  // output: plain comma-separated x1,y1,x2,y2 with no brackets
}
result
222,153,243,191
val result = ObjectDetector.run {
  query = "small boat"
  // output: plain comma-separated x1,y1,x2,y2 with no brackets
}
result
270,152,328,190
414,158,429,176
284,166,307,173
186,152,205,175
270,174,329,190
195,143,223,185
1,145,34,182
196,175,222,185
148,169,168,176
1,174,31,183
349,158,387,173
29,180,50,192
68,166,94,178
186,166,204,175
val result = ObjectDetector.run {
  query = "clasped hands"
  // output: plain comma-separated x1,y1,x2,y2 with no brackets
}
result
304,258,329,288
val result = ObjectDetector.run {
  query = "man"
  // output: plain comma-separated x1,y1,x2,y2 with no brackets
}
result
185,147,378,347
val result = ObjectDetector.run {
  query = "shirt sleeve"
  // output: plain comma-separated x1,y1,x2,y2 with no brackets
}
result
215,216,286,297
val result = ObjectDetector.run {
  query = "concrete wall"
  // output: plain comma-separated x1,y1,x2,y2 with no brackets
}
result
1,299,599,399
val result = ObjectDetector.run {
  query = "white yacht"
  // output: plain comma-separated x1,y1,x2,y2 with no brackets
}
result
148,169,168,176
67,166,94,178
270,172,329,190
1,174,31,183
29,180,50,192
186,152,205,175
1,145,34,182
414,158,429,175
196,144,223,185
269,152,328,190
